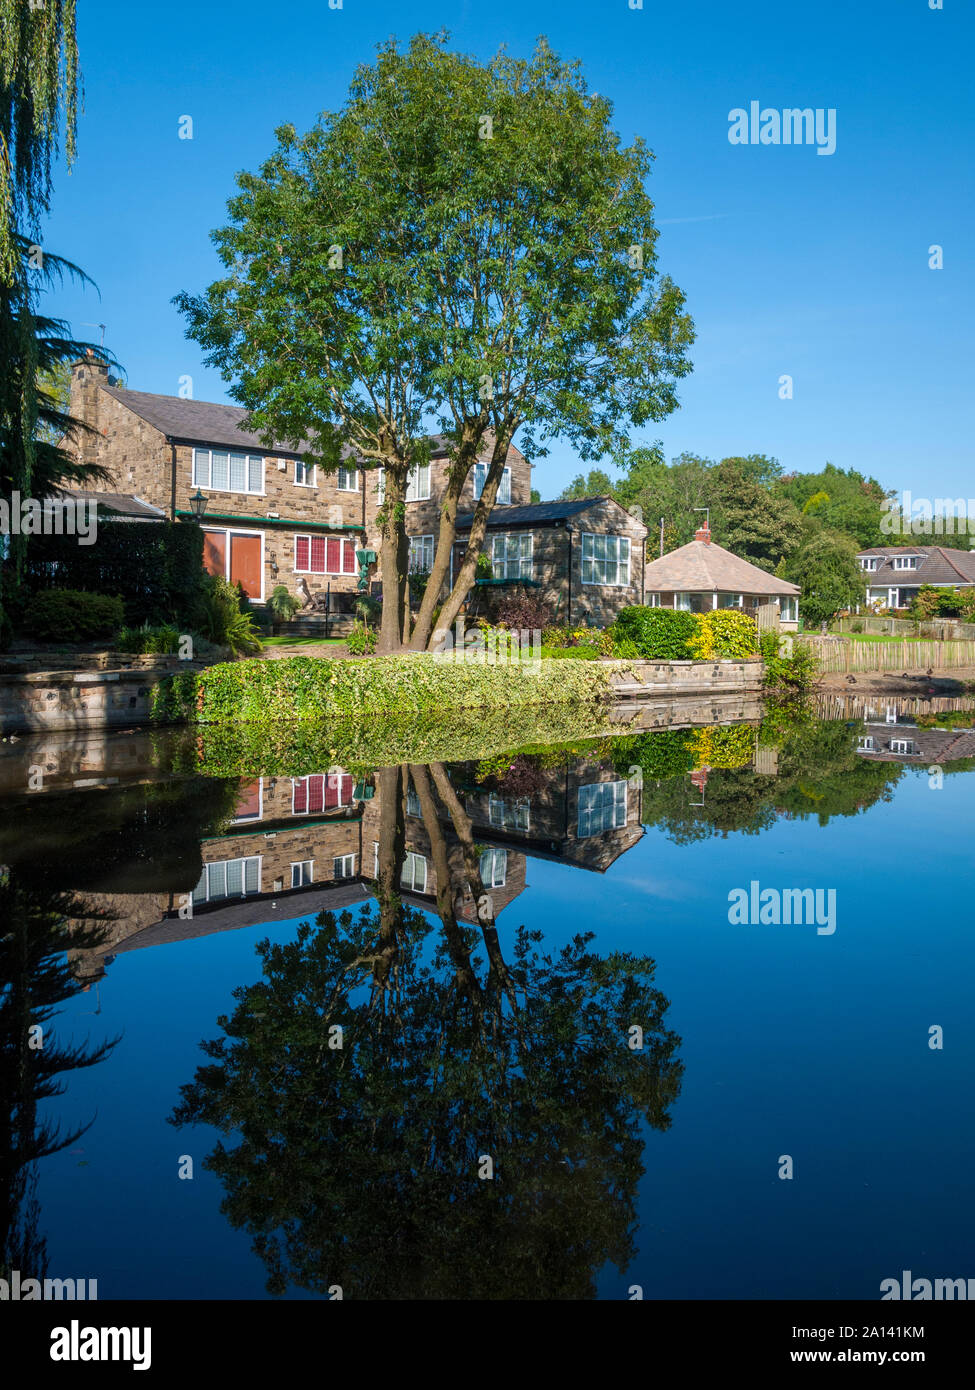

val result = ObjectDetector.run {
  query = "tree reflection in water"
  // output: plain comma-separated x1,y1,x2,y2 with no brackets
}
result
172,764,683,1299
0,872,119,1282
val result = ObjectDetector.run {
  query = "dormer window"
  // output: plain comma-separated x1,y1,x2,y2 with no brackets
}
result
893,555,919,570
860,556,879,571
473,463,511,505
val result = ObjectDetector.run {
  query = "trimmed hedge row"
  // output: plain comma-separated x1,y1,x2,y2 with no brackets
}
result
156,653,615,726
614,606,760,660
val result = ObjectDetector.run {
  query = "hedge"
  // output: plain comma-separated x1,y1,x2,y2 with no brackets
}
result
23,589,124,642
614,605,760,660
20,519,205,627
155,653,616,726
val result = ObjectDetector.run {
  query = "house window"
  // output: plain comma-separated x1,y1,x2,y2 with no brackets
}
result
479,847,507,888
292,772,354,813
578,780,627,837
295,460,316,487
675,593,693,611
473,463,511,505
717,593,743,609
581,533,630,586
192,448,264,496
333,854,355,879
409,535,434,573
860,556,879,571
401,852,427,893
294,534,358,575
780,596,799,623
337,465,358,491
647,593,661,608
232,779,263,823
291,860,313,888
203,528,264,602
890,739,916,754
193,856,260,905
491,532,533,580
893,556,919,570
857,736,874,751
406,463,431,501
406,783,421,817
488,794,530,832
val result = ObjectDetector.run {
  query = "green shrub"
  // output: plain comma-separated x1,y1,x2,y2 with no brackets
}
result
610,637,643,659
849,619,864,633
346,621,378,656
541,645,601,660
23,589,124,642
355,594,382,624
268,584,301,620
115,622,182,654
687,609,758,660
614,606,699,659
762,632,818,701
194,576,264,655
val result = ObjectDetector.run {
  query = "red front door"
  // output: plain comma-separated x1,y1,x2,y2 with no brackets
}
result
229,533,262,600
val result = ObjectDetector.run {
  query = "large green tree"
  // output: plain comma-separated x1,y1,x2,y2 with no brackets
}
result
177,34,694,652
782,524,866,626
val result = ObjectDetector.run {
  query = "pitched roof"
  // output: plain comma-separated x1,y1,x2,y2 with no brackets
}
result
643,538,800,595
102,386,322,455
455,496,644,531
100,387,528,468
857,546,975,586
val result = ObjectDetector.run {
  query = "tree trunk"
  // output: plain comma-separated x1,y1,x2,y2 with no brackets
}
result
409,424,487,652
376,465,409,654
425,432,514,648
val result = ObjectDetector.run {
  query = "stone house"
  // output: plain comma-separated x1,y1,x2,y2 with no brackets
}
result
855,545,975,611
642,526,801,631
64,356,646,627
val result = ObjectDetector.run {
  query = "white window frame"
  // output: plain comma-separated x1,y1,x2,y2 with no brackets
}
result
333,854,356,879
192,447,265,497
375,467,386,504
581,533,631,587
406,463,431,502
203,526,266,604
860,556,879,571
473,462,512,505
890,739,916,755
232,778,263,824
577,781,628,838
294,459,317,488
291,772,354,814
491,532,533,581
337,465,359,492
193,856,261,904
291,860,314,888
779,596,799,623
647,592,662,608
488,794,530,832
401,852,428,893
409,534,434,573
893,556,919,570
479,847,507,888
293,533,358,576
857,736,874,751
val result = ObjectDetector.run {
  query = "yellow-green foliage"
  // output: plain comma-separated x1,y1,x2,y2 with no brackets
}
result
687,609,759,660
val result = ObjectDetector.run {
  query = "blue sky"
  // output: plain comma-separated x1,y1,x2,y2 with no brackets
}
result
41,0,973,502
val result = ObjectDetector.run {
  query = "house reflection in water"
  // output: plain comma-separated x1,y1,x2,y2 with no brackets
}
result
65,750,647,981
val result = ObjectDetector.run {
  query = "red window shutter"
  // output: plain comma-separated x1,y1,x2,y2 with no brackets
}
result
295,536,309,571
293,778,307,814
326,537,341,573
343,540,357,574
310,536,326,573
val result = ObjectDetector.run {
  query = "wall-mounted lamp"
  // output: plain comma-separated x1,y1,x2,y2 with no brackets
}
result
269,552,279,578
189,489,209,521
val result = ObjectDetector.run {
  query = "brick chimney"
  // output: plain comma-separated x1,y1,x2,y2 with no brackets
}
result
694,525,711,544
69,351,110,471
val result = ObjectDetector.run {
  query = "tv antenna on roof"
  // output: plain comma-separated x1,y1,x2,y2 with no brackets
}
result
80,322,106,347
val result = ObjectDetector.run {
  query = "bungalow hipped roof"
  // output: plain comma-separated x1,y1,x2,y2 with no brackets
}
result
643,538,800,596
856,546,975,587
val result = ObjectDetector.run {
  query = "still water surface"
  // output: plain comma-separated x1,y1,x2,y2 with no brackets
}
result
2,697,973,1299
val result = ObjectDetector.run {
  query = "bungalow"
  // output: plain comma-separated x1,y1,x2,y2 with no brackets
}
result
856,545,975,611
641,526,801,630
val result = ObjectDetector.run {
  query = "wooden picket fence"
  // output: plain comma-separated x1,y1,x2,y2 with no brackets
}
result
797,637,975,674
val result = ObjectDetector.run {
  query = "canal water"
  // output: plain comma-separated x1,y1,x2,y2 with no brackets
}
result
2,695,973,1300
